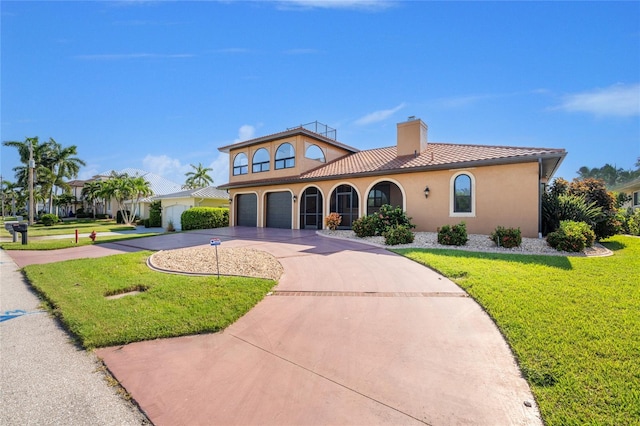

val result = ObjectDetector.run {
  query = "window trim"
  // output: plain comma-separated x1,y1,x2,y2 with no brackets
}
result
233,152,248,176
449,171,476,217
275,142,295,170
252,148,270,173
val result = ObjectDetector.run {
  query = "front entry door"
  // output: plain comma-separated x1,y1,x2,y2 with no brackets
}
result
301,187,323,229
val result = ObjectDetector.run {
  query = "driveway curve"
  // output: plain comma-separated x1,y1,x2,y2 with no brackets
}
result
91,227,542,425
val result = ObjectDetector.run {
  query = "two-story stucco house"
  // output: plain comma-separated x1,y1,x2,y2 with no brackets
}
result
218,118,566,238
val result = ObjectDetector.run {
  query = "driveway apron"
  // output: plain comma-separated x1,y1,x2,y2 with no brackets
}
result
90,228,542,425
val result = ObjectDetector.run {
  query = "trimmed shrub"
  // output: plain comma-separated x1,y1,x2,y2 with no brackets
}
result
383,225,415,245
374,204,416,235
40,213,59,226
325,213,342,230
181,207,229,231
491,226,522,248
148,200,162,228
546,220,595,252
437,222,468,246
352,215,378,237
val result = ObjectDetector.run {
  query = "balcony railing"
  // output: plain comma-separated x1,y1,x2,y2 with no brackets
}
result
289,121,337,140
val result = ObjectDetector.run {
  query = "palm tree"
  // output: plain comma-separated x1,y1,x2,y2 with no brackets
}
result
81,180,103,218
44,140,86,213
100,173,153,225
183,163,214,189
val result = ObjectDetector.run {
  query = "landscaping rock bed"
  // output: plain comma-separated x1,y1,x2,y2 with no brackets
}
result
149,247,284,280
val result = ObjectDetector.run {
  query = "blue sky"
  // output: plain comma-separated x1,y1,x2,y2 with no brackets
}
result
1,0,639,188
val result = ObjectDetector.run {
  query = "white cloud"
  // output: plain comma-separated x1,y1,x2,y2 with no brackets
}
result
556,83,640,117
354,102,406,125
276,0,395,11
142,154,190,184
209,153,230,186
234,124,256,142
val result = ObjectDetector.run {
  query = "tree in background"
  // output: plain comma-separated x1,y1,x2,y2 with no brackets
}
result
577,159,640,188
81,180,104,218
183,163,214,189
2,137,85,217
99,172,153,225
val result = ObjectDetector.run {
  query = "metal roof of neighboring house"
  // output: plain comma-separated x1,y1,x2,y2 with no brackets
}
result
218,126,360,154
154,186,229,200
96,168,183,196
219,143,566,189
613,176,640,192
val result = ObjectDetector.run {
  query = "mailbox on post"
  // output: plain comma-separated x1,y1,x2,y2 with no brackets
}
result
12,223,28,245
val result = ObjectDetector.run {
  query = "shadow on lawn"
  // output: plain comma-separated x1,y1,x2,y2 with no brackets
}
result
601,240,626,251
393,248,574,270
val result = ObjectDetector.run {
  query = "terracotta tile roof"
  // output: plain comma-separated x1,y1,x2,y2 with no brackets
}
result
218,143,566,190
301,143,566,179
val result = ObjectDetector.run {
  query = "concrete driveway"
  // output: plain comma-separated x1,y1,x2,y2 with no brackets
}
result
91,227,542,425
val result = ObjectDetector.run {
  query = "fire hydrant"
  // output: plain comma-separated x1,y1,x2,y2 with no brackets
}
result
89,231,97,241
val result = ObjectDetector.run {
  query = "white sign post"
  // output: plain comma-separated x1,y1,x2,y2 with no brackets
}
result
210,238,221,279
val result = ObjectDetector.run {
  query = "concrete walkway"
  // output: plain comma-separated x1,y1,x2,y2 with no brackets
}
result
0,249,149,425
4,227,542,425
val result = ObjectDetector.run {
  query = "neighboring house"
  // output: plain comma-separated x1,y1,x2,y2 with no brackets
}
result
218,118,567,238
154,186,230,230
615,177,640,211
73,168,183,220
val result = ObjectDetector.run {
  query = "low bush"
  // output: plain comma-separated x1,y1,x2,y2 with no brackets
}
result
352,215,378,237
623,208,640,236
40,213,60,226
325,213,342,230
181,207,229,231
437,222,468,246
546,220,595,252
383,225,415,245
490,226,522,248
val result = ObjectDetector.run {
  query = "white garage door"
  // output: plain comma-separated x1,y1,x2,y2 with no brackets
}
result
164,205,188,231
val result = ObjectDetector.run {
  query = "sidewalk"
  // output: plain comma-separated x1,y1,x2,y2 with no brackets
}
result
0,249,149,425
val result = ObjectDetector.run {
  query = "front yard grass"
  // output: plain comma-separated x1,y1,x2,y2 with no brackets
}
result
1,218,138,237
0,232,161,250
392,235,640,425
23,251,275,349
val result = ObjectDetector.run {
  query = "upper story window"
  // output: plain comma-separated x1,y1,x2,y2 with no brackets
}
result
252,148,270,173
450,172,475,216
305,144,326,162
275,143,295,170
233,152,248,176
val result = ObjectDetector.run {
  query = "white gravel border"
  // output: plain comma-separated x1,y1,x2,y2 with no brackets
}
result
318,230,612,257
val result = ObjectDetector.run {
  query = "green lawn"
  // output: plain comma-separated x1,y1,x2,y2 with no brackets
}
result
1,218,139,237
23,251,275,349
0,232,162,250
0,218,162,250
392,235,640,425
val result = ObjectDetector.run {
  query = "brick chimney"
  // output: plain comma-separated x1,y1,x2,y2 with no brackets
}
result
397,116,428,157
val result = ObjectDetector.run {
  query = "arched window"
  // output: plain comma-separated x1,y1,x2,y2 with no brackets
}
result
453,174,472,213
275,143,295,169
252,148,270,173
233,153,248,176
305,144,325,162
